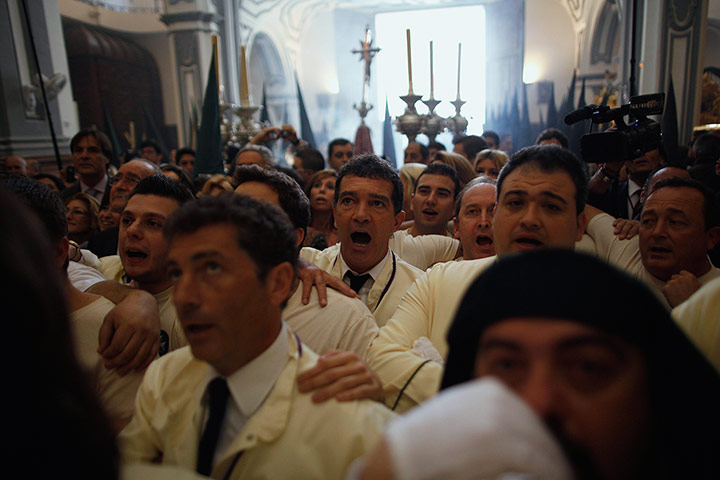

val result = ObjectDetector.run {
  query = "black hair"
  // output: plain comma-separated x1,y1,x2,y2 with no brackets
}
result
453,135,488,159
535,128,569,149
140,139,162,155
70,128,114,164
335,154,403,214
428,140,446,152
481,130,501,146
234,165,310,232
159,164,196,195
176,147,196,161
33,173,66,192
650,177,720,230
692,133,720,166
406,142,429,161
497,145,588,214
164,194,298,279
442,249,720,478
129,174,194,206
1,187,120,479
294,146,326,172
2,175,67,242
328,138,352,159
416,162,461,199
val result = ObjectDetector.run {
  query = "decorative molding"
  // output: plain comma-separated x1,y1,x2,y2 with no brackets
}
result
160,11,222,26
668,0,698,31
566,0,584,22
173,31,198,67
590,0,619,64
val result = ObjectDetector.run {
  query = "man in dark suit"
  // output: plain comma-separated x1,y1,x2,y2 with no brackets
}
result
61,129,113,203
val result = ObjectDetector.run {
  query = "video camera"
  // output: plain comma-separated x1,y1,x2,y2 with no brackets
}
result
564,93,665,163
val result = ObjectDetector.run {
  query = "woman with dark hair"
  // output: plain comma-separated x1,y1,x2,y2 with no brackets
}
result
65,192,100,247
303,169,339,248
1,187,119,479
33,173,66,193
160,163,196,195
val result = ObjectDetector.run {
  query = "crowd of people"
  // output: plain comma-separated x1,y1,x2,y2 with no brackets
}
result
2,122,720,479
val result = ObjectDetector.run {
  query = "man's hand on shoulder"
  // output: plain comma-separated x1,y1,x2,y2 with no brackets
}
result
297,350,384,403
663,270,702,308
612,218,640,240
93,287,160,375
297,258,357,306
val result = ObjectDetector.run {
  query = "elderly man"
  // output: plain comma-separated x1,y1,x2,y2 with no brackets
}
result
234,144,274,168
4,155,28,175
366,145,588,412
300,154,423,326
442,249,720,479
453,177,497,260
584,177,720,307
120,194,393,478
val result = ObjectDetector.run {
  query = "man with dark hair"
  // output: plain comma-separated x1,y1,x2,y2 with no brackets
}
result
140,139,163,165
535,127,569,148
4,176,145,428
407,163,459,237
452,134,488,161
293,146,325,185
404,142,429,165
584,177,720,307
689,133,720,193
442,249,720,479
427,140,446,160
588,143,665,219
481,130,500,150
328,138,354,171
120,194,393,478
367,145,589,412
63,129,113,202
176,147,196,176
100,175,194,355
301,154,423,326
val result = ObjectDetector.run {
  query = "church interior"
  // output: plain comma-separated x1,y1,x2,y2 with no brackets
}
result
2,0,719,170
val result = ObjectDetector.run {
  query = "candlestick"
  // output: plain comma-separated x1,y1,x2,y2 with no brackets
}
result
456,43,462,99
240,45,250,107
212,35,220,96
406,29,413,94
429,41,434,98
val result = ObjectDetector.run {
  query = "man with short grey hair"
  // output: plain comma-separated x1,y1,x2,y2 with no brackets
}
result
234,144,274,167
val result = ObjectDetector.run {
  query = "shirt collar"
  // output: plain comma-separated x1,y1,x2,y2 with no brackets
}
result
628,178,642,197
80,175,108,194
202,322,289,417
339,248,391,281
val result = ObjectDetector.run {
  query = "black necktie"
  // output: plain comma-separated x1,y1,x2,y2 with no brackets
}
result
345,272,371,294
197,377,230,476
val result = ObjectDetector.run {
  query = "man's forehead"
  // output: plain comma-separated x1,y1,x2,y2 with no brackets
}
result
502,165,576,194
645,187,704,213
463,184,496,206
417,173,454,189
124,194,179,216
121,160,154,176
339,175,393,195
334,144,353,154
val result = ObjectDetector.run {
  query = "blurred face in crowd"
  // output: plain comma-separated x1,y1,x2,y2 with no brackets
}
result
141,146,162,165
404,143,424,164
72,136,108,181
626,148,663,182
329,143,354,171
334,175,404,273
454,183,496,260
5,156,28,176
66,199,92,238
110,160,157,204
474,158,500,179
309,175,336,213
98,197,125,231
37,177,60,193
236,151,266,167
234,182,280,206
411,173,456,234
538,137,564,147
639,186,719,281
119,194,180,293
493,165,586,256
178,154,195,175
475,317,651,480
482,135,498,150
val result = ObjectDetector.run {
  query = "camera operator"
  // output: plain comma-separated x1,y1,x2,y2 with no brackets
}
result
587,143,665,219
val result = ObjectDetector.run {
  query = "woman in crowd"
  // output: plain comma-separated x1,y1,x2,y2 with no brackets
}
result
65,192,99,247
97,196,123,231
160,163,195,195
303,169,339,248
399,163,426,221
432,151,475,189
200,173,234,196
472,149,508,179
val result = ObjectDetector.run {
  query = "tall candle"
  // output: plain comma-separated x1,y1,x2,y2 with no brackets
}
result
429,41,434,98
456,43,462,99
240,45,250,106
406,29,413,94
212,35,220,97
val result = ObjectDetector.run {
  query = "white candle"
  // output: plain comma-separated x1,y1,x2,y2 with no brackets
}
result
429,41,434,98
406,29,413,94
456,43,462,99
240,45,250,106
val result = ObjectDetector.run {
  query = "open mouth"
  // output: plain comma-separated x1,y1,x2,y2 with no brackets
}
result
350,231,372,246
125,249,148,259
515,237,543,247
650,246,671,253
185,324,212,334
476,234,493,247
422,209,438,217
